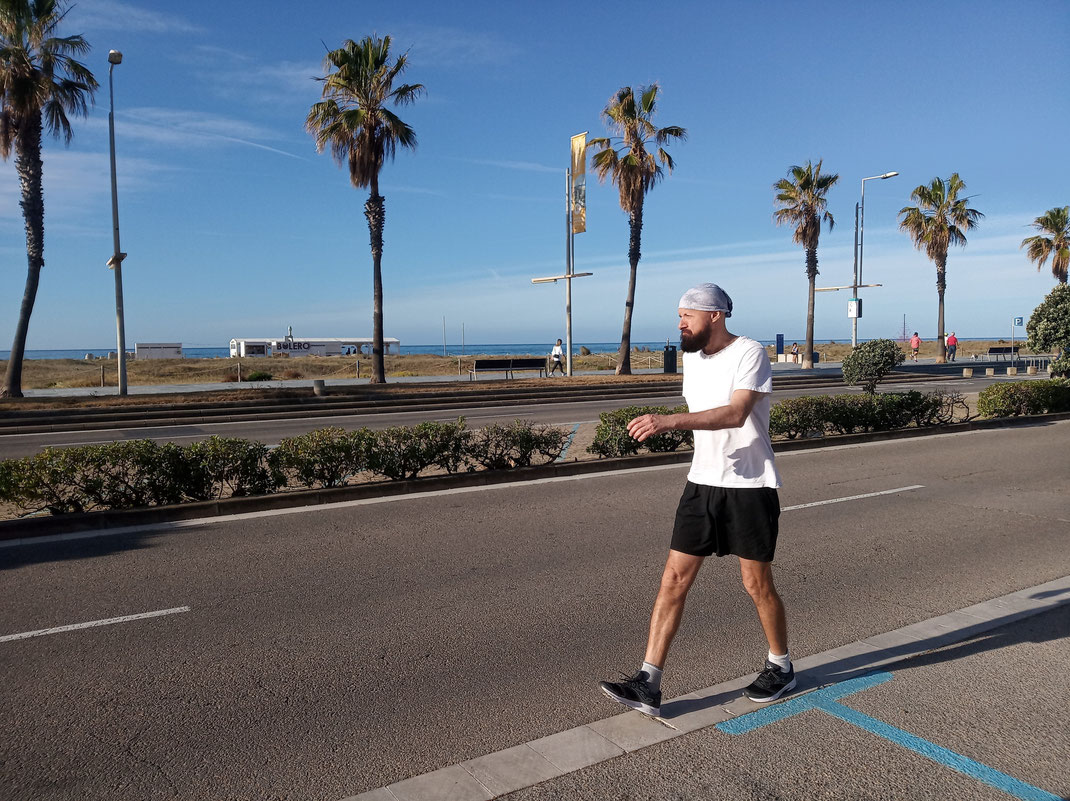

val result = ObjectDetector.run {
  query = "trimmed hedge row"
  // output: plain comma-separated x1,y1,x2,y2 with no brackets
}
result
769,390,970,439
976,378,1070,417
0,419,570,517
587,392,972,453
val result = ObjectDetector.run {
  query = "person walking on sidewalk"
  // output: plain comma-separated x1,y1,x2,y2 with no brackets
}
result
910,332,922,362
549,339,565,376
599,283,794,718
946,331,958,362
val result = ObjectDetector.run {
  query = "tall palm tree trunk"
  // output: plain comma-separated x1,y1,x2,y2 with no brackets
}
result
1,113,45,399
802,247,818,370
616,207,643,375
365,175,386,384
935,256,947,363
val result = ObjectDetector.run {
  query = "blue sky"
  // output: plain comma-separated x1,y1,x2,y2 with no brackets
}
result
2,0,1067,350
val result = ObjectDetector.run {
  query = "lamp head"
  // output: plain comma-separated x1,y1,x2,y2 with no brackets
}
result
880,171,898,179
108,50,123,65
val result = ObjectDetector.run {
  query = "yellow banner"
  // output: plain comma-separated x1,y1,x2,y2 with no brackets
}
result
570,132,586,234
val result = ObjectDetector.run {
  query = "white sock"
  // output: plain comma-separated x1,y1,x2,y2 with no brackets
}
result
640,661,663,691
767,650,791,672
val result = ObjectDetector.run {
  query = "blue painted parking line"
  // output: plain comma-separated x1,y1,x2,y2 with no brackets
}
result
555,424,580,462
717,672,1060,801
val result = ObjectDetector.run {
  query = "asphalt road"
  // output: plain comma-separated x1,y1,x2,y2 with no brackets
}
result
0,373,1021,459
2,421,1067,800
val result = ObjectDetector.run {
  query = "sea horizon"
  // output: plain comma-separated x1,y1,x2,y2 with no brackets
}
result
2,336,1015,361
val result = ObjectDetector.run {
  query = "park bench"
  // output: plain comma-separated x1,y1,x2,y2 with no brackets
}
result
986,346,1019,361
469,357,547,380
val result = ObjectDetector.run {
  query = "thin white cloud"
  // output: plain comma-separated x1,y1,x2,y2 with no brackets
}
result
389,26,519,68
67,0,203,34
0,149,176,223
179,46,323,106
81,108,308,160
462,157,559,174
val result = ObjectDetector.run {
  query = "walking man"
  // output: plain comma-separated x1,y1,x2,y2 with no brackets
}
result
599,283,794,717
549,338,565,376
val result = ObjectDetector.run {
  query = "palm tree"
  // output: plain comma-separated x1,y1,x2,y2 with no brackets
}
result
305,35,423,384
898,174,983,362
588,84,686,375
1021,206,1069,284
0,0,97,398
772,160,839,370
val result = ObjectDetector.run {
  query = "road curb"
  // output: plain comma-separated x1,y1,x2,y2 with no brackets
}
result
2,412,1066,542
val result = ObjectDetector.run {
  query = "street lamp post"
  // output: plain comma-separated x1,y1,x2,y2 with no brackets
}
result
107,49,129,395
851,171,898,347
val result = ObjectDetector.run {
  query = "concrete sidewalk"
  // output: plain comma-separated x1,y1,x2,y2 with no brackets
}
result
345,577,1070,801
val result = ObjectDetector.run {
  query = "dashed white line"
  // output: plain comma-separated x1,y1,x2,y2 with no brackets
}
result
0,606,191,643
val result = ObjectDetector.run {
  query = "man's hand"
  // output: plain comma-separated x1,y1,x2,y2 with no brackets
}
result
627,413,674,442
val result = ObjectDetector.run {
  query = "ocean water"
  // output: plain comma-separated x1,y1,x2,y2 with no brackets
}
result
2,337,1000,360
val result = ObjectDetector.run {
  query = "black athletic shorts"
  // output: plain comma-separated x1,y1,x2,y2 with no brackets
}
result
671,482,781,562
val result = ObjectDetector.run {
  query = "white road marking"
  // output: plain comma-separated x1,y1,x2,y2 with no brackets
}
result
0,606,191,643
782,485,924,511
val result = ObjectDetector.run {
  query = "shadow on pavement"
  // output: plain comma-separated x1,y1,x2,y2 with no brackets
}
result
1,528,169,571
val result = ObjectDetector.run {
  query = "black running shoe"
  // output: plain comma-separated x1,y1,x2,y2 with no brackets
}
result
743,660,797,703
599,670,662,716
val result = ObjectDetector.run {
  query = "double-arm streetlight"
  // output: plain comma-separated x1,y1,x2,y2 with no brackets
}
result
850,171,898,347
106,49,129,395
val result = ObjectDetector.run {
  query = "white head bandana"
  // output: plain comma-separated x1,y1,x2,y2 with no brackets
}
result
678,283,733,317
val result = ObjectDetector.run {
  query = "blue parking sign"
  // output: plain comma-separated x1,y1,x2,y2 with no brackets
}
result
1014,316,1024,327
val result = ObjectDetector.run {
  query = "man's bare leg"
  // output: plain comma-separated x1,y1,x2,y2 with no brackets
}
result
738,557,787,654
643,549,705,668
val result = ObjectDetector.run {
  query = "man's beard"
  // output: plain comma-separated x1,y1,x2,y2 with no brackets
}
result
680,330,709,353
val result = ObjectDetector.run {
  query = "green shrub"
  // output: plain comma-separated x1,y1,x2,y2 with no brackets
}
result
977,379,1070,417
414,419,471,474
272,427,372,488
587,405,692,457
245,371,273,381
466,420,570,469
768,396,827,439
183,436,281,498
841,338,905,393
1048,353,1070,379
367,425,438,480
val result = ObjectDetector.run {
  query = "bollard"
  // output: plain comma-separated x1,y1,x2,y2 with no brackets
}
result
1006,367,1018,376
1027,366,1038,375
985,368,995,376
312,379,326,396
962,368,973,378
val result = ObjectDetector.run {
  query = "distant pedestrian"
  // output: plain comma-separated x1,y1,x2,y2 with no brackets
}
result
549,339,565,375
790,342,799,364
946,332,958,362
599,283,793,719
910,332,921,362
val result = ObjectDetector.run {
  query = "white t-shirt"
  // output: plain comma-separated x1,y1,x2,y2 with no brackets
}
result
551,344,563,361
682,336,781,489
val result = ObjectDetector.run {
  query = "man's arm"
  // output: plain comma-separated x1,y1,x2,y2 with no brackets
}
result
626,389,765,442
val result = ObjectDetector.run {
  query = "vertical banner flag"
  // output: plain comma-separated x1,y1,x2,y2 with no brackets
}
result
570,132,587,233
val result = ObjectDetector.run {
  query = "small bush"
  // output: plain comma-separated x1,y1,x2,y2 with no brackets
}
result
977,379,1070,417
842,338,905,393
272,427,371,488
415,419,471,474
466,420,570,469
246,371,273,381
184,437,281,498
587,405,692,457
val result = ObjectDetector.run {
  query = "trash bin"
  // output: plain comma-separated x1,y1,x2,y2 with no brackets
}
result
663,345,677,373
